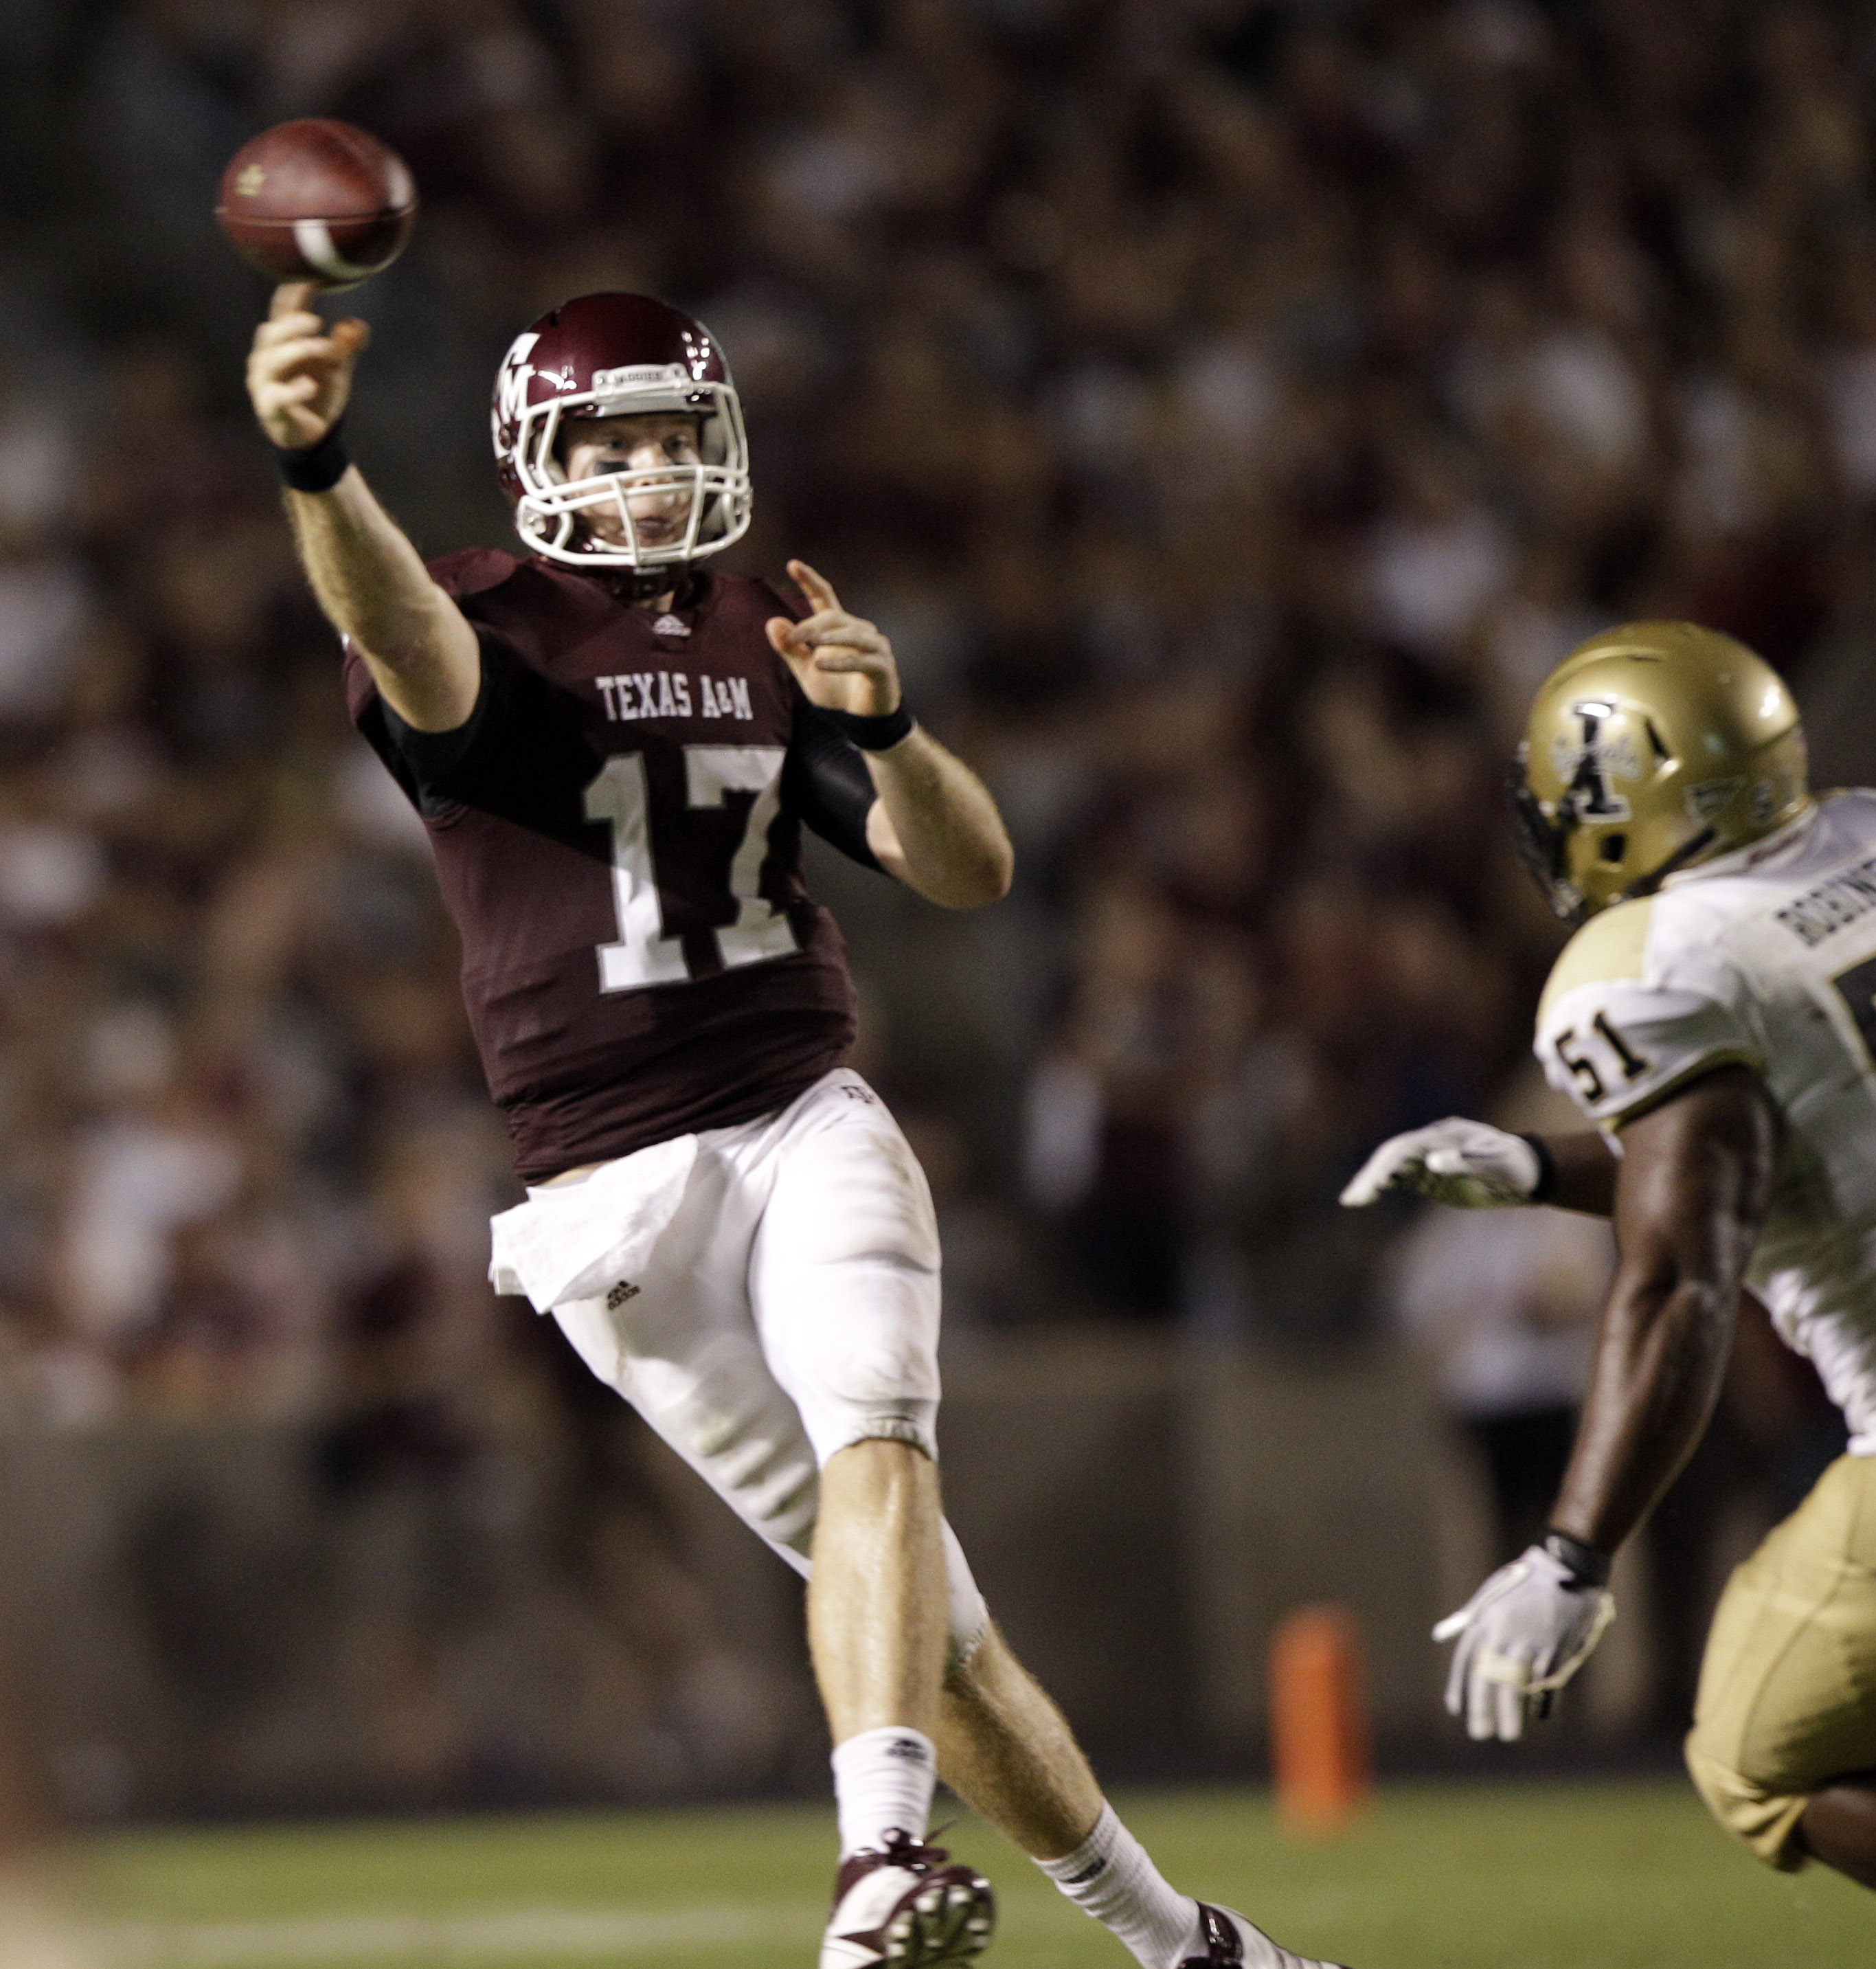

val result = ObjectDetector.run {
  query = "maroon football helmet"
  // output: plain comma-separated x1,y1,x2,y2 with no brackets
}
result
490,293,752,571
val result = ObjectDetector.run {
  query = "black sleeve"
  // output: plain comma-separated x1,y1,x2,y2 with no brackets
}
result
357,629,521,818
782,702,883,872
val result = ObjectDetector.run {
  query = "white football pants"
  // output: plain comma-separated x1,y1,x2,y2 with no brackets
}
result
528,1069,990,1661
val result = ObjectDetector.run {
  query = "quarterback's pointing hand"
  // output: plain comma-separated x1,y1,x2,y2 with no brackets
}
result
765,561,901,718
1340,1116,1546,1209
246,282,370,451
1434,1544,1616,1741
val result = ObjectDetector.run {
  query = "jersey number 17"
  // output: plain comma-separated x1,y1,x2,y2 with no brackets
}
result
583,748,799,990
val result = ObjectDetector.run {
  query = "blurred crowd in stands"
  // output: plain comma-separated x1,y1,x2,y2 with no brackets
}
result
0,0,1873,1786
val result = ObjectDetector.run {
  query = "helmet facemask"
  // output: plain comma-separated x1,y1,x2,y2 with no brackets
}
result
505,368,751,572
1508,746,1587,924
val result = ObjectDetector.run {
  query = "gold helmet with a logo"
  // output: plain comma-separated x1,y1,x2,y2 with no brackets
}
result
1510,621,1810,923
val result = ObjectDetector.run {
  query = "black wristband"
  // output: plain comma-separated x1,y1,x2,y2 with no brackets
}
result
1518,1132,1557,1204
277,420,351,493
819,703,915,752
1542,1529,1612,1588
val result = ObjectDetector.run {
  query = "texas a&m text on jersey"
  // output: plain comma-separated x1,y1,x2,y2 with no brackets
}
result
346,549,879,1182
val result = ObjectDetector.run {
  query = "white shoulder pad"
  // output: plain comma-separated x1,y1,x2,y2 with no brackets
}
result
1536,897,1652,1027
1535,897,1761,1126
1537,974,1762,1127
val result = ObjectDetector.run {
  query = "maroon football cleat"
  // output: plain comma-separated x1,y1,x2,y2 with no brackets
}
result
819,1830,995,1968
1181,1902,1353,1969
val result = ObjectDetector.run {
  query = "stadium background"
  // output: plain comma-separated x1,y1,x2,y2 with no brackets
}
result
0,0,1873,1854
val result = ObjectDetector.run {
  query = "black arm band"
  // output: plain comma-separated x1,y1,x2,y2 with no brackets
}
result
1542,1529,1612,1588
817,703,915,752
278,421,351,493
1519,1132,1558,1204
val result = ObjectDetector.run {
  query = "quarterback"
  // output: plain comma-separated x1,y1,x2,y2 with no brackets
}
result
245,284,1351,1969
1346,621,1876,1887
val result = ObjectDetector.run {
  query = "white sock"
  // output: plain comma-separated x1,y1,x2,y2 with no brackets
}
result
1036,1803,1203,1969
830,1726,938,1858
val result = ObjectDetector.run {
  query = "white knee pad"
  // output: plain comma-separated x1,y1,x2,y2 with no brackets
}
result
750,1081,945,1468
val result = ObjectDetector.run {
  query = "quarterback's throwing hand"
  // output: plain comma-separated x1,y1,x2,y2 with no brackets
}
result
1340,1116,1544,1209
245,282,370,451
765,561,901,719
1434,1546,1615,1742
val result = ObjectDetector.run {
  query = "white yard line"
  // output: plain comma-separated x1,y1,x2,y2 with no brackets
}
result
96,1903,824,1965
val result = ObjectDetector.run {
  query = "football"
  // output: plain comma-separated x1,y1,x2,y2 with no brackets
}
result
216,120,416,290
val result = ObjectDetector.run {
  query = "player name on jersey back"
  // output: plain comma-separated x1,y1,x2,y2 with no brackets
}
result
1534,789,1876,1452
1772,853,1876,948
343,550,859,1182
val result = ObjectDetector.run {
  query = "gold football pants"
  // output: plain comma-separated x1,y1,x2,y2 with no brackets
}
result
1686,1452,1876,1869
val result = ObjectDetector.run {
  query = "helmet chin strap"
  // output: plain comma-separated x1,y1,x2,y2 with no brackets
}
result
1620,825,1718,903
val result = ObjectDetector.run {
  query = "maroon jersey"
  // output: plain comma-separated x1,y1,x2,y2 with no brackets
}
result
346,552,883,1180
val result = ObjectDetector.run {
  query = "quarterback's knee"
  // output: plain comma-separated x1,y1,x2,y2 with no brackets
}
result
1686,1731,1813,1871
803,1397,940,1470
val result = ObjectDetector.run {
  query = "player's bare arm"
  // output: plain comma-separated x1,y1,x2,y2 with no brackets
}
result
1533,1132,1618,1214
766,561,1014,910
247,283,478,731
1425,1066,1777,1740
1549,1064,1777,1552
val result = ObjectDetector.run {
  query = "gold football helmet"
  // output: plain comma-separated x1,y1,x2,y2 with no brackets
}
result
1510,621,1810,923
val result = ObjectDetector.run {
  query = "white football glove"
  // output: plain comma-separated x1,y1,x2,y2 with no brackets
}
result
1340,1117,1544,1210
1433,1544,1616,1742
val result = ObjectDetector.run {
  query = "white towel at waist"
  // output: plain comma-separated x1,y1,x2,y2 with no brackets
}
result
488,1133,699,1312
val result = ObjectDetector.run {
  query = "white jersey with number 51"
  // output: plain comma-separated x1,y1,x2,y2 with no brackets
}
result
1536,787,1876,1452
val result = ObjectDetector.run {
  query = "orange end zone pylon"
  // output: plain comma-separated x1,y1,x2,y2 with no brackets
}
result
1269,1602,1372,1837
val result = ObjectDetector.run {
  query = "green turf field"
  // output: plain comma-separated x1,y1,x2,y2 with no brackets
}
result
71,1779,1868,1968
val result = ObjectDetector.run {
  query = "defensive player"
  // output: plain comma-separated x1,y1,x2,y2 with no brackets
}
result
1345,621,1876,1887
245,284,1350,1969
